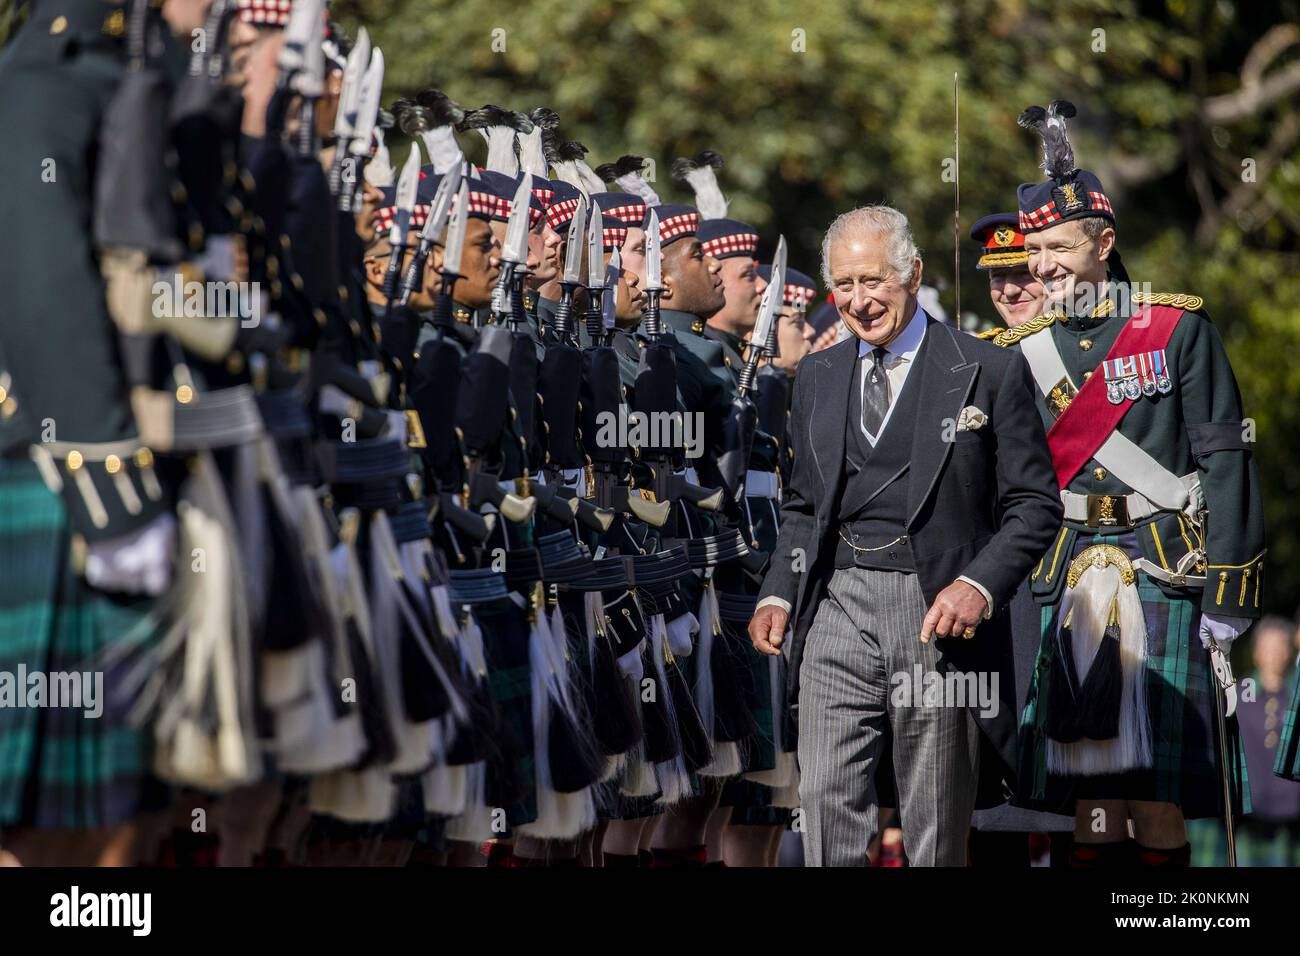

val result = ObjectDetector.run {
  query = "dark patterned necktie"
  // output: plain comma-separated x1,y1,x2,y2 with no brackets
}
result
861,346,890,438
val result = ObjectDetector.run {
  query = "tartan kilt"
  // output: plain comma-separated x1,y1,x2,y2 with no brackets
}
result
0,457,166,830
1016,533,1249,821
476,599,537,829
1273,668,1300,782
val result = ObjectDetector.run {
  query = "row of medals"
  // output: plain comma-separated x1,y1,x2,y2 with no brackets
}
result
1106,354,1173,404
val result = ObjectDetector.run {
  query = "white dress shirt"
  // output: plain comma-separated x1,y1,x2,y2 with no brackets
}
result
757,303,993,621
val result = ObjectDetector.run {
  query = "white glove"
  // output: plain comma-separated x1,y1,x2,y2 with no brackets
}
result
665,611,699,658
1198,612,1251,653
85,513,177,597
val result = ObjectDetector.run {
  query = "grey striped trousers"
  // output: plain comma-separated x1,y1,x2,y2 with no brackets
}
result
798,567,980,866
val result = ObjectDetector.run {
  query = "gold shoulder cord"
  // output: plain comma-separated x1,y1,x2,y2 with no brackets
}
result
992,311,1064,348
1131,292,1205,312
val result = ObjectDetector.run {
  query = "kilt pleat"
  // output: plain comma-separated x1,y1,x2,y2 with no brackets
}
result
0,457,165,830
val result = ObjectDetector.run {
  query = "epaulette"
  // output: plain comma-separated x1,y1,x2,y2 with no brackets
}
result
991,311,1063,348
1131,291,1204,312
974,327,1003,341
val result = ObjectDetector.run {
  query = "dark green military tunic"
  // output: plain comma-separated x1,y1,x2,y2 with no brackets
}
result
1006,294,1262,818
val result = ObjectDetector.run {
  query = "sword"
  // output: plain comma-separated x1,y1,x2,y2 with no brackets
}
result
1209,639,1239,867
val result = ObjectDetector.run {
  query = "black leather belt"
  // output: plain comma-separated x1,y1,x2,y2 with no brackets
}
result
316,437,411,484
388,500,433,544
628,544,691,586
256,387,313,440
637,579,685,617
171,385,265,450
685,529,750,569
716,590,757,623
503,546,543,591
447,568,510,606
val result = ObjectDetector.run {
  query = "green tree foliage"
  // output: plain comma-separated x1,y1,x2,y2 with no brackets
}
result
340,0,1300,610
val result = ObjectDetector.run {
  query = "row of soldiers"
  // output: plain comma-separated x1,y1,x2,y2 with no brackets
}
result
2,0,1297,869
0,0,825,867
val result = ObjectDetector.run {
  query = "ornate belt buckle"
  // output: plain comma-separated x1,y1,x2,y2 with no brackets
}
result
1086,494,1129,528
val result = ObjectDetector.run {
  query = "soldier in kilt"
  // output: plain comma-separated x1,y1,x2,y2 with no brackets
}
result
0,0,175,865
1004,102,1263,867
722,265,818,864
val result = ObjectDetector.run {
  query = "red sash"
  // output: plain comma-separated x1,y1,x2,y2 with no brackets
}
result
1046,304,1184,487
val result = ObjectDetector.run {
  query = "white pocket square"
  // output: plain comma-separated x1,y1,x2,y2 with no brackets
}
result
956,405,988,432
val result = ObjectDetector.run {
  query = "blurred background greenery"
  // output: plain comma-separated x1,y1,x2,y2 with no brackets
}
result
334,0,1300,615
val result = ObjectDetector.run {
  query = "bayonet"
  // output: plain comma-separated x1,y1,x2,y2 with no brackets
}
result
381,146,421,305
491,173,532,325
328,28,369,199
584,199,606,341
601,247,621,337
340,48,384,211
399,162,461,305
429,178,470,328
551,195,587,343
738,235,786,394
642,209,664,337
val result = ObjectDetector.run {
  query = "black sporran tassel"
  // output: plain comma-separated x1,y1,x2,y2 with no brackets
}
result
1045,614,1082,743
346,617,397,768
592,632,643,756
547,703,603,794
1075,601,1123,740
666,658,713,772
398,589,453,723
640,643,679,765
710,625,759,743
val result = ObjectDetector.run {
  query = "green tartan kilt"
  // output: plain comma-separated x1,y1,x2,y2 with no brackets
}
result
1273,667,1300,782
1016,534,1249,821
476,598,537,829
0,457,166,831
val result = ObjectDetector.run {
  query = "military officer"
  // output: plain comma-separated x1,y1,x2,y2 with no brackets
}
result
1006,101,1264,867
968,212,1045,330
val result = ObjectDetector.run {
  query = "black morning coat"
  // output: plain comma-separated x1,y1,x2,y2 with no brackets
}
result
758,316,1064,805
